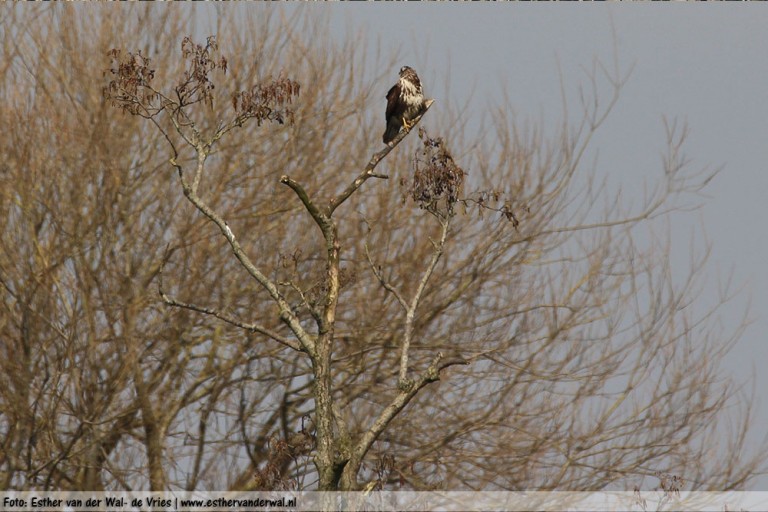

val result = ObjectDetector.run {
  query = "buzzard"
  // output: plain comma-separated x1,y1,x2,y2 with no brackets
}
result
383,66,426,145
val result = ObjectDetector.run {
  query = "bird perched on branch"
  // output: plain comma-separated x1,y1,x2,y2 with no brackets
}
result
383,66,426,145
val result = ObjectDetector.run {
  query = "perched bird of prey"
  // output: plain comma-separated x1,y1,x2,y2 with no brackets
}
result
383,66,426,145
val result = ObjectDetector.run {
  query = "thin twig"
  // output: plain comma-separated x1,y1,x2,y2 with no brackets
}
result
364,242,408,312
158,262,301,351
159,291,301,352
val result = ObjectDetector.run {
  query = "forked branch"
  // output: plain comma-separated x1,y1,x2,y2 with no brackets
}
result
366,215,452,388
340,351,468,490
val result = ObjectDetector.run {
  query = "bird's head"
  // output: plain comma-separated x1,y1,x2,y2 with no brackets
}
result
399,66,416,77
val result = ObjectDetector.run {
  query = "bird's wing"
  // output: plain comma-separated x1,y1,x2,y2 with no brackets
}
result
385,82,401,119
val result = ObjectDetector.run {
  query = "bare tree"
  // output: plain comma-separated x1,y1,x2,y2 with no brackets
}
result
1,6,764,493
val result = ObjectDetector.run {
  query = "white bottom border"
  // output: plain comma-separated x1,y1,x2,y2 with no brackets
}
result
2,491,768,511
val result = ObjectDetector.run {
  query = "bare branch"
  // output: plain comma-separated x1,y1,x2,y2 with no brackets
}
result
174,156,316,355
399,216,450,387
340,351,468,490
364,241,408,312
158,289,301,352
328,99,435,216
279,175,328,229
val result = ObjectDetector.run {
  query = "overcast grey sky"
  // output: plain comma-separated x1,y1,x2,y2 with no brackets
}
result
197,3,768,488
